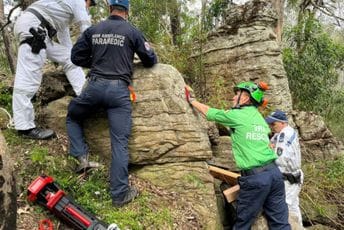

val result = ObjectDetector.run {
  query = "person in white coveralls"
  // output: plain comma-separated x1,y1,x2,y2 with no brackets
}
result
12,0,95,139
265,109,304,227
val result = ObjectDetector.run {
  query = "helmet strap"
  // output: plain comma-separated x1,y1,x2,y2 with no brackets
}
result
234,91,243,109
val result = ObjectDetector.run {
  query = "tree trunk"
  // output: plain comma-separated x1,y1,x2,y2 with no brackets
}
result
271,0,285,43
0,0,17,74
168,0,181,47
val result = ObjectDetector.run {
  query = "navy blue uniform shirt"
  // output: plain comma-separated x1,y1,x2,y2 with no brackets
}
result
71,15,157,84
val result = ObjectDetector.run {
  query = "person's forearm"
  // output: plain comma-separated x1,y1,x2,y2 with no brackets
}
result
190,100,210,116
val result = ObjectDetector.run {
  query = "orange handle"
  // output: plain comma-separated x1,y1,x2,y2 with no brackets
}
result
128,85,136,102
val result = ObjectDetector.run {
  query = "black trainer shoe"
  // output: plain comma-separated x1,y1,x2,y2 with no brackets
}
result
75,155,100,174
18,128,56,140
112,186,139,208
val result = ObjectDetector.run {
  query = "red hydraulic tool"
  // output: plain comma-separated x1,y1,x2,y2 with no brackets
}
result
28,175,117,230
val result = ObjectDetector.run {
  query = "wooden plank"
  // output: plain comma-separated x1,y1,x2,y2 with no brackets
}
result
223,184,240,203
208,165,240,186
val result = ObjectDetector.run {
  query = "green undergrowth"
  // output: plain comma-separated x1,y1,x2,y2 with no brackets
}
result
301,155,344,228
3,129,174,229
0,83,12,113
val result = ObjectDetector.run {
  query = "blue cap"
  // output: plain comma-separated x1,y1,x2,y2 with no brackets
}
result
107,0,129,10
265,109,288,124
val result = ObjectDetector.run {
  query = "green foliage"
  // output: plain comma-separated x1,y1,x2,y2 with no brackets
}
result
208,76,229,109
30,146,49,163
57,171,174,229
204,0,230,31
322,91,344,140
283,17,344,139
130,0,169,43
0,40,12,75
301,155,344,228
183,173,206,190
88,1,108,23
0,84,12,113
323,155,344,184
2,129,29,146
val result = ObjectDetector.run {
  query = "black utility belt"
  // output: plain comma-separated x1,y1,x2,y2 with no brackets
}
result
89,75,123,81
88,75,129,85
282,172,301,184
241,161,276,177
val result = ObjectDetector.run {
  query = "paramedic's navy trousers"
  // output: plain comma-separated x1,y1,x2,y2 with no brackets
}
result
66,77,131,200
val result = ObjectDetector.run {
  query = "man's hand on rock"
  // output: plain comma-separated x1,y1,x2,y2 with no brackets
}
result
185,85,196,104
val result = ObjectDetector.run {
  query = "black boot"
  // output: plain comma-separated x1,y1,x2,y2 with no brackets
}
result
18,128,56,140
112,186,139,208
75,155,100,174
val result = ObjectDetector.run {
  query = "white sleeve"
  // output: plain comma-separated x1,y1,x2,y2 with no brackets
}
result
57,27,72,48
72,0,91,33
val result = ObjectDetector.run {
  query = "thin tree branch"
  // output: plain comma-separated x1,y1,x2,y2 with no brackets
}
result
310,0,344,25
0,4,21,32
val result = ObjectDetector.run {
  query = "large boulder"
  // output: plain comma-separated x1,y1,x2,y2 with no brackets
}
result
0,130,16,230
43,63,220,226
44,64,212,164
292,111,343,162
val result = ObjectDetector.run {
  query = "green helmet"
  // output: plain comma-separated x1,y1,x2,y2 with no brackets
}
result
234,81,268,105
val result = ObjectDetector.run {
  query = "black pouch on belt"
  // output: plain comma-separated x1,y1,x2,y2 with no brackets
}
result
29,27,47,54
283,172,301,184
20,27,47,54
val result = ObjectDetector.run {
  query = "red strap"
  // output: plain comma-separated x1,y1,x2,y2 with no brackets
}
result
38,219,53,230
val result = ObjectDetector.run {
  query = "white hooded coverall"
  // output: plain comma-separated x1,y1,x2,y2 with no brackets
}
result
13,0,91,130
271,125,304,225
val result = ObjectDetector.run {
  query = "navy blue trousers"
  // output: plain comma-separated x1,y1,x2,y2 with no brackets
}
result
66,77,131,200
234,165,291,230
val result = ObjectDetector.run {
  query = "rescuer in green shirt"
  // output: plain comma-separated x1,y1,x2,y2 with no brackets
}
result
185,81,290,230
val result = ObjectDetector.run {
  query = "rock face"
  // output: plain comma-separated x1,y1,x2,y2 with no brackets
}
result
125,64,212,164
190,0,293,113
293,111,343,162
43,63,220,228
210,136,237,171
38,66,75,105
0,131,16,230
135,162,221,228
